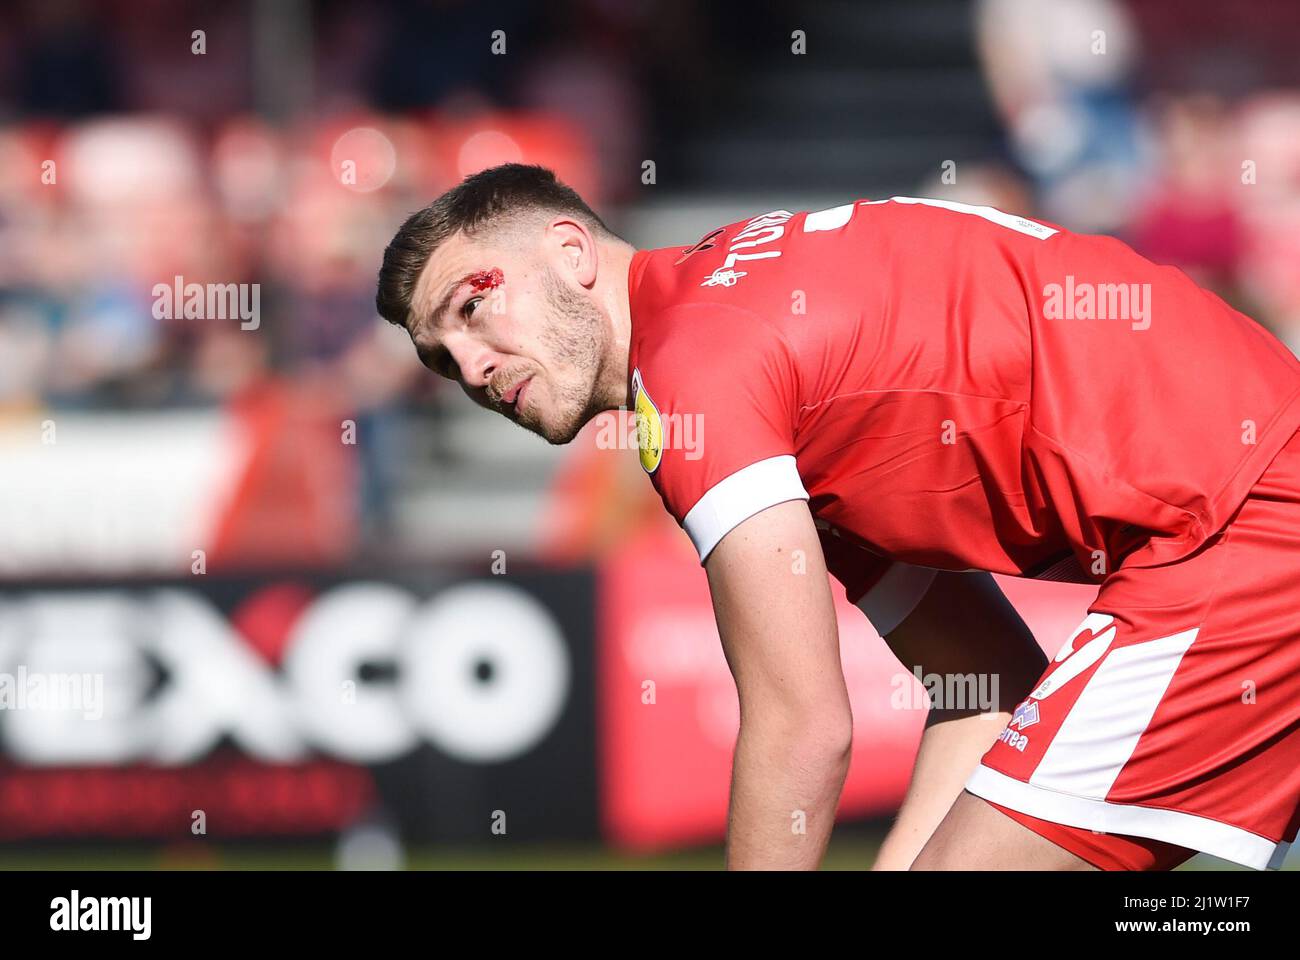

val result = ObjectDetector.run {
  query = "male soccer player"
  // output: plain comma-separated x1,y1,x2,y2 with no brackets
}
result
377,164,1300,871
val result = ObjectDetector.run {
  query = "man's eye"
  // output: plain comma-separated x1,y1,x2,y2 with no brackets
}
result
461,297,483,319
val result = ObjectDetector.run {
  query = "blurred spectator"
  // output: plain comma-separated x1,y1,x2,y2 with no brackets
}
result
1128,94,1245,297
977,0,1146,232
1234,93,1300,353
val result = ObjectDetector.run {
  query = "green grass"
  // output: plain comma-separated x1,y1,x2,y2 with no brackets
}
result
0,827,1278,870
0,838,875,871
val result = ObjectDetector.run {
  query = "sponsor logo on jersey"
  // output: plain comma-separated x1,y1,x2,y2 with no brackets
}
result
631,367,664,474
997,727,1030,752
1010,699,1040,730
996,698,1040,751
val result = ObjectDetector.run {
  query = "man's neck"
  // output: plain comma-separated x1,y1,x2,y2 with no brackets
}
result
596,240,638,412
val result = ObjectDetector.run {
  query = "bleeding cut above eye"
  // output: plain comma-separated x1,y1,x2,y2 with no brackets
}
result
467,268,504,292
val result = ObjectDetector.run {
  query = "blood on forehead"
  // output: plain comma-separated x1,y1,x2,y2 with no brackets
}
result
414,266,504,338
467,267,504,292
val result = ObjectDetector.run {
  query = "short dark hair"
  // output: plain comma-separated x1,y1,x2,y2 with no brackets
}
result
376,163,613,329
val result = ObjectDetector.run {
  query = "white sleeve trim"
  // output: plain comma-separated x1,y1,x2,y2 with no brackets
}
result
854,562,937,636
683,455,809,563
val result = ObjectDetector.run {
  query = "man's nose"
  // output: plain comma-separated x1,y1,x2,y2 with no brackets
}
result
448,337,500,391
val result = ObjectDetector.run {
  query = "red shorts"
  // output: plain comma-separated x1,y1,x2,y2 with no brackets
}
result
966,428,1300,870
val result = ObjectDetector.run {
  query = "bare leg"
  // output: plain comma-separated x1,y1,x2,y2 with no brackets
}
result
910,790,1098,871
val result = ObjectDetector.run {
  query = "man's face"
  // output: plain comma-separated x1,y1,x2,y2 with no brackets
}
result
406,227,608,444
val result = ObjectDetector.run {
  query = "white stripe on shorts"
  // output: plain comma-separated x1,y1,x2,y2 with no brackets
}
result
1030,626,1198,799
967,765,1291,870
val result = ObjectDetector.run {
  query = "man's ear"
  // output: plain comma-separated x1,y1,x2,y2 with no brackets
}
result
549,218,598,287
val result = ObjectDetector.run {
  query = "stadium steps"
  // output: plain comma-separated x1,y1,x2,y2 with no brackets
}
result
674,0,1002,195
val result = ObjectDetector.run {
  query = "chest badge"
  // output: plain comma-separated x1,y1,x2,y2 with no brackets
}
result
631,368,664,474
700,267,748,287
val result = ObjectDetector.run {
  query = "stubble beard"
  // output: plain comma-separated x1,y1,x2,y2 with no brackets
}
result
520,268,610,445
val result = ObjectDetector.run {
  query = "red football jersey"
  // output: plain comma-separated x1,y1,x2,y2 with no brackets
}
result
626,198,1300,622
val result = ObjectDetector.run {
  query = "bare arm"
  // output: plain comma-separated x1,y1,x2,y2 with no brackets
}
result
705,499,851,870
872,571,1047,870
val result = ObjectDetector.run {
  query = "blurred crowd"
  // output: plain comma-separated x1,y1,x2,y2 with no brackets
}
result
971,0,1300,353
0,0,696,413
3,0,1300,549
